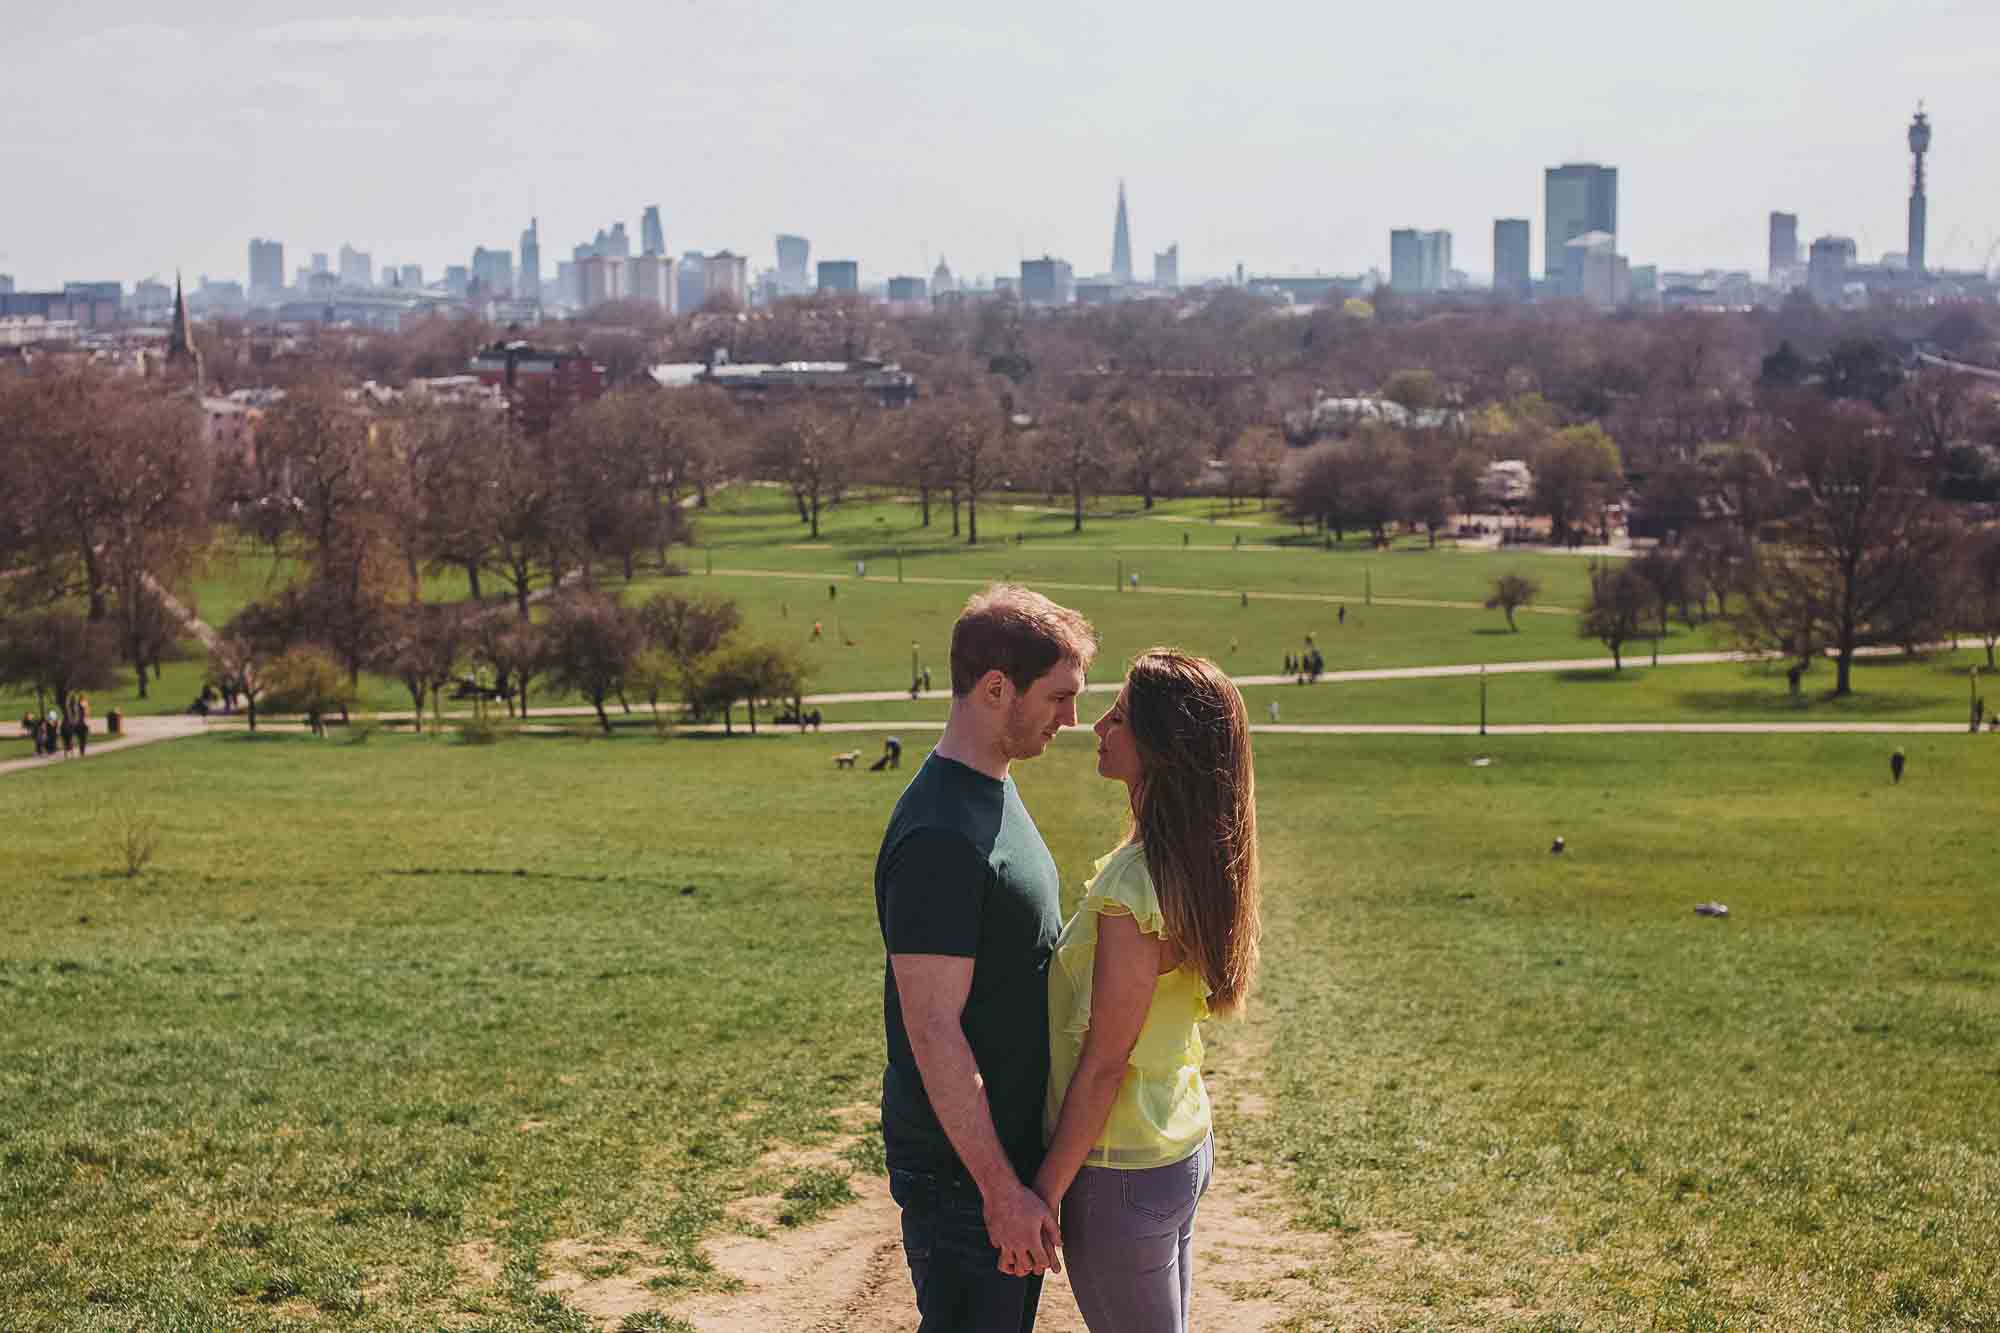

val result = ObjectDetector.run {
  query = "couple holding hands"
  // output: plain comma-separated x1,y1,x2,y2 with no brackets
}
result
876,585,1261,1332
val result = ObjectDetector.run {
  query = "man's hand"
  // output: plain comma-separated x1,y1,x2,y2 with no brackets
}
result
983,1177,1061,1277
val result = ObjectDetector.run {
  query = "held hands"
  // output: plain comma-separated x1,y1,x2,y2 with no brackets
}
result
984,1177,1062,1278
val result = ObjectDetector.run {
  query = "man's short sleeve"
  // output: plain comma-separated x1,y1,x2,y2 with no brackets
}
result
882,828,989,957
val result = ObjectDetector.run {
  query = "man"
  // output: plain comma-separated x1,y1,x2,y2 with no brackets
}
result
875,584,1098,1331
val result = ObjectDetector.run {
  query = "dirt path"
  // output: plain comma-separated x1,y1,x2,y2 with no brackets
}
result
665,1034,1357,1332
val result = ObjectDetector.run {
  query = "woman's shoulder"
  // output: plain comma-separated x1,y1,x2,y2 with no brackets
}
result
1085,842,1162,926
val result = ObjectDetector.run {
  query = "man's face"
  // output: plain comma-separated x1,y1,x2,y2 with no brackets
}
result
1002,660,1086,760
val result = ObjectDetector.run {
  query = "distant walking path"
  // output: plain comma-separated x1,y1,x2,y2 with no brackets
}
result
0,715,208,777
708,564,1581,617
671,720,1972,738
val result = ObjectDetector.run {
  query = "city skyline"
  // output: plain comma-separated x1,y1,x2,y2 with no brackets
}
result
1,0,1992,289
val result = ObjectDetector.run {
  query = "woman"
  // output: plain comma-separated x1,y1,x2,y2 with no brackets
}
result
1036,649,1261,1331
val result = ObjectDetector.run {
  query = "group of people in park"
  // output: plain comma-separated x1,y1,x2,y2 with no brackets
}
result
876,584,1260,1331
20,696,93,759
1284,634,1327,683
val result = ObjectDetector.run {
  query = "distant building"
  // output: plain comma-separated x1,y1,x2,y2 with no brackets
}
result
641,206,666,258
1021,256,1074,307
1493,219,1531,298
1562,231,1624,307
519,217,541,304
132,278,171,319
1544,163,1617,279
1153,244,1179,290
1808,235,1857,303
469,341,607,430
631,254,675,312
705,252,749,308
593,223,631,259
1111,180,1134,285
776,234,811,295
471,247,514,299
553,261,576,309
652,357,918,407
678,252,708,311
1390,229,1451,293
931,256,957,296
0,274,13,295
248,238,284,303
1768,211,1800,284
887,275,927,304
338,242,372,289
817,260,860,294
578,255,626,307
1907,105,1931,276
444,266,470,298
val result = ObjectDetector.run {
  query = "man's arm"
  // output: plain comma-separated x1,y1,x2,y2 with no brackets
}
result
892,953,1060,1276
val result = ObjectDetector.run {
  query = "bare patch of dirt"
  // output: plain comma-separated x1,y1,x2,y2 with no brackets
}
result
451,1239,503,1287
536,1236,676,1326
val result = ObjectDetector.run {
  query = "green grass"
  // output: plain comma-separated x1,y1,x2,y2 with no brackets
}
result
4,728,1996,1328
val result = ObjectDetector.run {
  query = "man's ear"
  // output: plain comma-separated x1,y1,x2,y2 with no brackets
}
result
978,669,1012,706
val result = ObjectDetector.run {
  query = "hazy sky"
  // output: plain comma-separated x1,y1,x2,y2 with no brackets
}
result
4,0,1995,291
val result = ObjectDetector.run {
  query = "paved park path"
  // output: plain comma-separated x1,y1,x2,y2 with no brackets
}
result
0,714,210,777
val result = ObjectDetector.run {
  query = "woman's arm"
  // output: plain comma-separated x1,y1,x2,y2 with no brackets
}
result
1034,910,1162,1212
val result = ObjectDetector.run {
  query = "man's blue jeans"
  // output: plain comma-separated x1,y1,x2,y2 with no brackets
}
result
889,1161,1044,1333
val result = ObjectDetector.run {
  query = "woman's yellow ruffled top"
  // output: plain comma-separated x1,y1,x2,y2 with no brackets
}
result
1043,842,1212,1168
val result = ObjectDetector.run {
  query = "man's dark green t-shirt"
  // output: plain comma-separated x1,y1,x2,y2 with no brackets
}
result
876,752,1062,1179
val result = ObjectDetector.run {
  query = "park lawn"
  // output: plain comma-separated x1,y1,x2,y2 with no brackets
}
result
1239,648,1994,728
1241,733,1999,1331
3,728,1995,1329
618,570,1728,701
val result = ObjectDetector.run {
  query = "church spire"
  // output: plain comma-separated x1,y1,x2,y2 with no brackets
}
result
165,271,205,392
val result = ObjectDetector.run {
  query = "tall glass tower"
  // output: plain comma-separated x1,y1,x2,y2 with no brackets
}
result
1111,181,1133,285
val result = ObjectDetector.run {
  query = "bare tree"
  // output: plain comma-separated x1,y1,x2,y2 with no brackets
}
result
1035,400,1116,534
1109,387,1206,511
753,400,862,540
1965,528,2000,670
1580,561,1655,670
1484,572,1542,632
0,611,124,716
541,591,644,734
1734,398,1959,695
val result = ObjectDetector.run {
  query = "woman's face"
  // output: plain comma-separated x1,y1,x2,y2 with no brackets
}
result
1092,685,1143,787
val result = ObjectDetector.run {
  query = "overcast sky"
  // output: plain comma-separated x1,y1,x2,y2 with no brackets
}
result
3,0,1995,291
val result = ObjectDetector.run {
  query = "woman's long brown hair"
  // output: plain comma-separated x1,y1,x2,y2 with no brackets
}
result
1123,649,1261,1016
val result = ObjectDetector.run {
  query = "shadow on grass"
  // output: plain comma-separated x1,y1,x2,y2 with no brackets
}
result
1673,688,1938,716
1554,668,1640,684
1473,627,1518,637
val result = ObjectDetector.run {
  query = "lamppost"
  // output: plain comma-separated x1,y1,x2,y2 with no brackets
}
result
1480,663,1488,736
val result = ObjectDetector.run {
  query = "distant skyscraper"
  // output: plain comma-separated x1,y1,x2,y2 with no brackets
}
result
444,266,469,297
338,242,372,288
1768,212,1800,283
579,255,626,307
471,247,514,298
1493,220,1531,298
0,274,13,295
248,238,284,301
641,206,666,258
887,276,927,303
931,256,956,296
1111,181,1133,285
632,254,676,311
1907,104,1930,276
311,252,329,275
678,252,708,311
776,234,810,295
604,223,630,259
705,252,749,307
817,260,859,294
1562,231,1622,307
1154,244,1179,290
400,264,423,290
1390,229,1452,293
1543,163,1617,279
519,217,541,304
1021,256,1074,307
1808,235,1856,303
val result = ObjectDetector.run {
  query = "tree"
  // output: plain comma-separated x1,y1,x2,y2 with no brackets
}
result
109,582,191,700
541,591,643,734
1379,368,1443,414
375,602,470,729
1629,547,1691,664
634,590,741,669
1532,425,1624,547
753,401,862,540
1733,399,1958,695
1484,572,1542,632
262,646,356,736
470,612,548,719
1965,529,2000,670
685,640,810,735
1235,427,1288,511
1580,562,1655,670
0,611,123,715
1683,527,1753,619
1035,401,1116,534
1109,388,1206,510
1284,442,1353,539
207,633,270,731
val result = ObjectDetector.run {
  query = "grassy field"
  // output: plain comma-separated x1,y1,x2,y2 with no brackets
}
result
4,727,1995,1329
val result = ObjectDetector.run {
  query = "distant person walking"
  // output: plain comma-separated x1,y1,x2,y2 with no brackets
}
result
1890,749,1906,784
